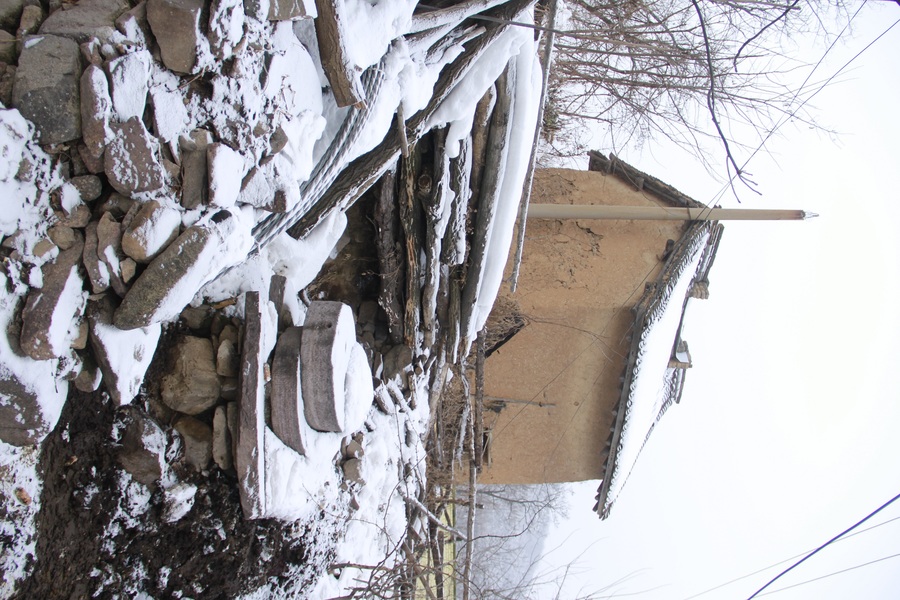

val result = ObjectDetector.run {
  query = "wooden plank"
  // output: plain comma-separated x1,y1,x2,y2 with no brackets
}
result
314,0,366,108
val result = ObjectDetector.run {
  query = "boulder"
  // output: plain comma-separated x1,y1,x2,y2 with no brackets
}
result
215,337,238,377
106,49,151,121
39,0,130,43
179,128,212,209
96,211,128,296
12,34,81,144
69,174,103,202
342,458,364,486
104,117,165,195
0,30,16,64
173,415,213,471
47,224,77,250
0,0,24,30
20,233,86,360
146,0,204,74
160,335,221,415
117,408,166,488
16,6,44,51
114,224,216,329
121,200,181,263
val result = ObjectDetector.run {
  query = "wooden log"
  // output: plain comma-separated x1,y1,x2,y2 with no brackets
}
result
459,62,515,346
443,134,473,268
399,144,423,348
409,0,508,34
421,128,450,349
373,165,405,345
314,0,366,108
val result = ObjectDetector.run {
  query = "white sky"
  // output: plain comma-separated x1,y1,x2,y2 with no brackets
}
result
534,4,900,599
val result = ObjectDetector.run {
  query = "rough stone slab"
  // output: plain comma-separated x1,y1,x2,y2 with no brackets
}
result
82,220,110,293
39,0,130,43
121,200,181,263
106,49,151,121
271,326,305,455
12,34,82,144
236,290,266,519
80,64,112,163
69,174,103,202
88,294,161,405
146,0,204,74
268,274,290,331
300,300,355,432
114,224,215,329
105,117,165,195
160,335,221,414
117,407,167,487
20,232,86,360
207,0,243,60
0,30,16,64
96,211,127,296
174,415,213,471
212,404,233,470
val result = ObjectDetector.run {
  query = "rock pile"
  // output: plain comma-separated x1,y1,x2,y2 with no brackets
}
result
0,0,324,446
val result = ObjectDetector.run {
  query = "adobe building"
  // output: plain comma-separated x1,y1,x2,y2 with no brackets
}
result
480,151,723,518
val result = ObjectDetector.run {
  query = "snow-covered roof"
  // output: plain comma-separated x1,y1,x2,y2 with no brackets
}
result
594,221,724,519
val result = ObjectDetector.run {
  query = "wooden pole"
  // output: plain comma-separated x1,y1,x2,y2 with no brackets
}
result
527,204,816,221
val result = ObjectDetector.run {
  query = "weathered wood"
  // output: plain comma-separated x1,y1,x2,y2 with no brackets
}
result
314,0,366,108
409,0,508,34
399,144,423,348
466,85,496,238
373,165,405,345
236,291,267,519
474,329,485,470
421,128,450,349
443,134,473,268
459,62,516,346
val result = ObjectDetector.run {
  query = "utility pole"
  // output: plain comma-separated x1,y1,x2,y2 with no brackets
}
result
526,204,816,221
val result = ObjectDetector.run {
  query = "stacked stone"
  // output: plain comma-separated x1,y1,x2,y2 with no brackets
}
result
0,0,317,446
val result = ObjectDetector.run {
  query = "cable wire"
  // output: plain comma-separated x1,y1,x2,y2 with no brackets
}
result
756,551,900,597
746,490,900,599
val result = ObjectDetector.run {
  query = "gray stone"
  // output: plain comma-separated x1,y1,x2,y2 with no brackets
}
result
69,174,103,202
215,337,238,377
219,323,238,345
382,344,413,380
236,291,266,518
20,232,85,360
121,200,181,263
117,408,166,487
96,211,127,296
115,1,153,43
114,224,215,329
39,0,130,43
220,376,238,400
180,305,212,332
0,31,16,64
97,192,135,218
268,274,292,331
0,63,14,107
12,34,81,144
146,0,203,74
271,326,305,455
174,415,212,471
55,204,91,228
88,294,161,405
120,257,136,283
342,458,364,486
82,220,109,293
160,335,221,415
341,437,363,459
106,50,150,120
48,224,77,250
300,301,356,433
73,353,102,392
267,0,312,21
80,64,112,162
0,0,24,30
77,141,104,174
104,117,165,195
70,318,88,349
178,129,212,209
212,404,232,470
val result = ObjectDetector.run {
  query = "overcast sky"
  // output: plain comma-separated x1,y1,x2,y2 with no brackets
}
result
533,4,900,599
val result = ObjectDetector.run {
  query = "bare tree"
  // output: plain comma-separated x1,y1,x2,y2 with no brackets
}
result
543,0,848,189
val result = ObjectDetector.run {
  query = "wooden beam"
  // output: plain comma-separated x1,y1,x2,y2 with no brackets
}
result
526,204,816,221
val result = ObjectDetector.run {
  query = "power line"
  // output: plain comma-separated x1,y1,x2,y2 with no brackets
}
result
746,490,900,599
756,551,900,597
681,514,900,599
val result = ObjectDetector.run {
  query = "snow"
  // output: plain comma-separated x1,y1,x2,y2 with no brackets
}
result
125,203,182,259
208,144,247,208
46,266,88,357
0,443,40,597
603,233,709,511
